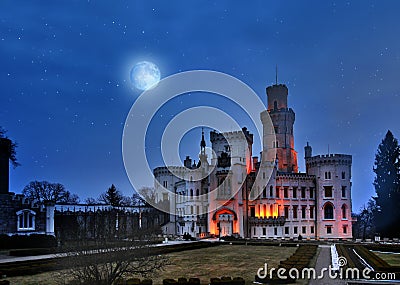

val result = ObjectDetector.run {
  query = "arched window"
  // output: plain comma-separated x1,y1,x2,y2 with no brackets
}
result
196,189,200,196
190,189,193,197
16,209,36,231
342,204,347,219
324,203,334,220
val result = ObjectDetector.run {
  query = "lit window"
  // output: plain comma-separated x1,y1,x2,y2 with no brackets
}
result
16,209,36,231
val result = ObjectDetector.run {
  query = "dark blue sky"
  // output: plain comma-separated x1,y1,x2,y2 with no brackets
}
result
1,1,399,211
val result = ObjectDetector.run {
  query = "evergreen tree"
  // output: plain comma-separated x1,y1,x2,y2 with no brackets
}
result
0,126,19,167
99,184,123,207
373,130,400,237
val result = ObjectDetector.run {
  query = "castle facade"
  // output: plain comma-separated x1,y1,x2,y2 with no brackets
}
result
154,82,353,240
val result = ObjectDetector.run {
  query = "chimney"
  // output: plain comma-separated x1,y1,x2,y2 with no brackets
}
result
0,138,11,194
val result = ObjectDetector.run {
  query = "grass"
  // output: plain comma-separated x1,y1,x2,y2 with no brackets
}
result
373,251,400,267
4,244,297,285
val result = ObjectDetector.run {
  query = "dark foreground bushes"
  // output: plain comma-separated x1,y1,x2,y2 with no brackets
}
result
0,234,57,249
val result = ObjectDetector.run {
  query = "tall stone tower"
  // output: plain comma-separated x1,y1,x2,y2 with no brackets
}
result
261,83,298,173
0,138,11,195
306,152,353,239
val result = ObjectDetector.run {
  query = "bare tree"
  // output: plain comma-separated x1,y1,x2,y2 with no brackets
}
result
23,181,79,204
56,235,168,285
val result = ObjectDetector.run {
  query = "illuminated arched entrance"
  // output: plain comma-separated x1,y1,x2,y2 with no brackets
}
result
212,208,238,237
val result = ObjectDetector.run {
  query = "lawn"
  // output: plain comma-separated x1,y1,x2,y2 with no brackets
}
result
373,251,400,267
4,244,297,285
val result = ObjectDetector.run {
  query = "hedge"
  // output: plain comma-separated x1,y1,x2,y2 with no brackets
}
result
0,234,57,249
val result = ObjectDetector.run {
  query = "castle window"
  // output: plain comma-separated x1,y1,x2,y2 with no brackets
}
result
341,186,346,198
16,209,36,231
310,206,315,219
190,189,193,198
301,206,306,219
292,187,297,198
284,206,289,218
324,172,332,179
196,189,200,197
309,187,314,199
284,187,288,198
270,186,273,197
341,171,346,179
250,207,255,217
324,203,334,220
324,186,333,198
293,206,298,219
275,187,280,198
342,204,347,219
163,181,168,188
301,187,306,199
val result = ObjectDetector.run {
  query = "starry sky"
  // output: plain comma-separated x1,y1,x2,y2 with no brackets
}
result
1,1,399,211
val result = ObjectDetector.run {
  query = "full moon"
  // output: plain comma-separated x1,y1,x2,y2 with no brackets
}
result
130,61,161,91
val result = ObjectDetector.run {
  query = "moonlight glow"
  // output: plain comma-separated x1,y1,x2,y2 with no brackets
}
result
130,61,161,91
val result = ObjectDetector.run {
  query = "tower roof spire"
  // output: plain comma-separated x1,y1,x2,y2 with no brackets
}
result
200,127,206,149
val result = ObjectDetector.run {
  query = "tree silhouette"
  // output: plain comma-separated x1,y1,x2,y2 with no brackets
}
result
0,126,19,168
99,184,123,206
23,181,79,204
373,130,400,237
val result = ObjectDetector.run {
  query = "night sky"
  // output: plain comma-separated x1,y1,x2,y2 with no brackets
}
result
1,1,399,211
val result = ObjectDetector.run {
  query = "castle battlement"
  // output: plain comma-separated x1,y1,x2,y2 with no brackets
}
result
306,154,352,166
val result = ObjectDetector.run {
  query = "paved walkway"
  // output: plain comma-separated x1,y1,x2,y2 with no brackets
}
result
0,240,197,264
309,245,346,285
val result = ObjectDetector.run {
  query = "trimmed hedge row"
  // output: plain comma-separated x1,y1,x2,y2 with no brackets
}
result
163,278,201,285
115,278,152,285
255,245,318,284
209,277,245,285
0,234,57,249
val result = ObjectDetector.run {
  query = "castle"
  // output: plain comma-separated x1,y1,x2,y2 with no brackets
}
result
154,82,354,240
